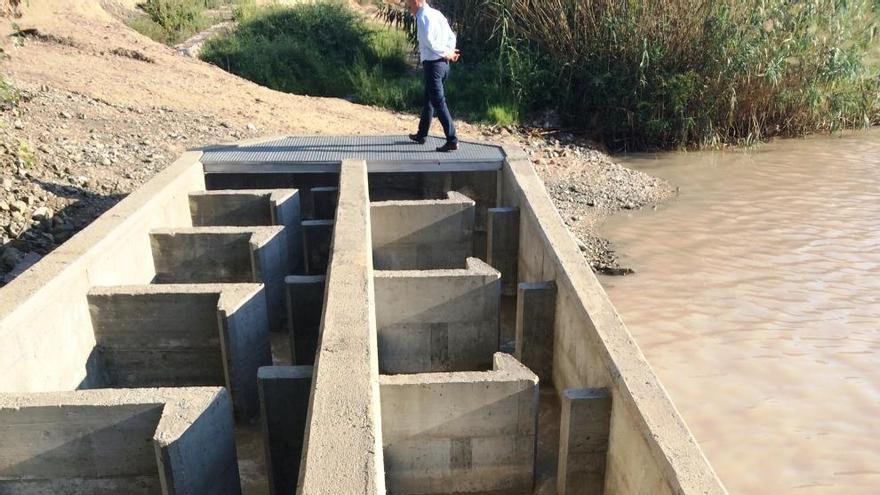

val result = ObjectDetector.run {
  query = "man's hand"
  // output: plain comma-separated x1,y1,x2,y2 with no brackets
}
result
445,49,461,62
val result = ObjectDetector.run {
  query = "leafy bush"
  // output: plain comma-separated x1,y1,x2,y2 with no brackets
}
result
203,2,381,96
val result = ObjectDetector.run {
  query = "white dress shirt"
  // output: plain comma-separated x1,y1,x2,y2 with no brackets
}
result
415,4,457,62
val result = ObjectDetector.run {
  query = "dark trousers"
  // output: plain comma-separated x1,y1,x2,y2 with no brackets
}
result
417,59,457,144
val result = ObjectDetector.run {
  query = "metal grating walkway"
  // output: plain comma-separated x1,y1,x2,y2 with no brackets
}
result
200,135,507,173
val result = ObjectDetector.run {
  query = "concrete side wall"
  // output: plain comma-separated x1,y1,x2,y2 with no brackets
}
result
0,152,205,392
374,257,501,373
499,147,726,495
379,353,538,494
371,191,475,269
297,160,385,494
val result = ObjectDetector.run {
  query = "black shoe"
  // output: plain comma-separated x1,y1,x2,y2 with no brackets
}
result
408,133,426,144
435,142,458,152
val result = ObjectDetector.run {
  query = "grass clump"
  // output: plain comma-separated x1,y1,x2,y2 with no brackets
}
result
0,77,18,106
128,0,237,45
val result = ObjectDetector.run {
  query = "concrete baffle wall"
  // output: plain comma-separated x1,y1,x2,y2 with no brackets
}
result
379,353,539,494
309,186,339,220
301,219,333,275
0,387,240,495
188,189,304,273
149,226,288,330
258,366,313,495
285,275,326,365
297,160,385,494
374,257,501,373
558,388,612,495
515,281,557,384
487,207,520,296
87,284,271,420
0,152,205,393
371,191,475,269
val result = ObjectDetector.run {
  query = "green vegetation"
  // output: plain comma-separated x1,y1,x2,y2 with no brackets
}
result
201,1,524,123
127,0,239,45
415,0,880,149
0,77,18,106
201,0,880,149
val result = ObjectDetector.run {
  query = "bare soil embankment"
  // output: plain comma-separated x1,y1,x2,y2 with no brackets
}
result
0,0,674,284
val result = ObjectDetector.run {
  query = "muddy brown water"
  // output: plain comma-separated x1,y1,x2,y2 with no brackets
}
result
599,130,880,494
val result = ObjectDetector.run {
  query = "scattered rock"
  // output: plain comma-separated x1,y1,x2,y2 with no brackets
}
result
32,206,53,220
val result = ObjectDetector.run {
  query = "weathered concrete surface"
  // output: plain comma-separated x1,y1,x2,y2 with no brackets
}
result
0,152,205,393
189,189,304,272
500,145,726,495
374,257,501,373
297,160,385,494
301,219,333,275
515,281,557,384
0,387,240,495
87,284,271,420
149,226,288,330
487,207,520,296
371,191,475,269
558,388,611,495
285,275,326,365
379,353,538,494
258,366,313,495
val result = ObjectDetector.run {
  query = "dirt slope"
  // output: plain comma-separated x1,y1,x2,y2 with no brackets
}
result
0,0,673,283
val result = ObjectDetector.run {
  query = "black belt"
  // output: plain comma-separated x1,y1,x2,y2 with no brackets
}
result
424,58,447,63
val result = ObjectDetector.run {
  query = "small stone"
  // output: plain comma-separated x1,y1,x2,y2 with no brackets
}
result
0,200,8,211
1,247,23,269
60,111,72,119
10,200,27,213
100,158,112,166
246,123,257,131
13,120,23,130
33,206,53,220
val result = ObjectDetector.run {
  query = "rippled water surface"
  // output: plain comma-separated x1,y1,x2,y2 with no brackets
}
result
599,131,880,494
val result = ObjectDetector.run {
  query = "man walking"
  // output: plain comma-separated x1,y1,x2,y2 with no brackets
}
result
407,0,460,152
